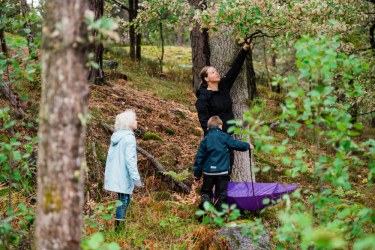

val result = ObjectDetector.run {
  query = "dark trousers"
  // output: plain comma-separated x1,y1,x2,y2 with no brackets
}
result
199,175,230,212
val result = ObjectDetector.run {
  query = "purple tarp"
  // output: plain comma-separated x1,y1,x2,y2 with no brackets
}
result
227,182,298,211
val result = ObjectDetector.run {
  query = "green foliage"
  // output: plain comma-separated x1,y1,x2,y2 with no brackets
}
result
84,202,117,232
81,232,120,250
163,170,190,182
232,35,374,248
0,1,41,87
85,13,120,42
143,132,163,141
0,108,36,248
195,202,241,227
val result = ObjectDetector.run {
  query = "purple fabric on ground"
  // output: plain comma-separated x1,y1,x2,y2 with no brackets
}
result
227,182,298,211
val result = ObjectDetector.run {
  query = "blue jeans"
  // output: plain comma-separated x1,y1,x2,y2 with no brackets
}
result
116,193,131,221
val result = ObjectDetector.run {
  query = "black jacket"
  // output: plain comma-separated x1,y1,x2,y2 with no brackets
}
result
195,48,248,136
193,127,250,179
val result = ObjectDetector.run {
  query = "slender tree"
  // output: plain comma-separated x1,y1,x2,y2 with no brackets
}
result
19,0,37,59
128,0,135,59
134,0,141,61
108,0,141,61
88,0,105,85
35,0,91,248
0,9,8,56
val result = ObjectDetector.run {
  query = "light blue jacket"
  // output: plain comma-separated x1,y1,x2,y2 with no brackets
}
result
104,129,141,194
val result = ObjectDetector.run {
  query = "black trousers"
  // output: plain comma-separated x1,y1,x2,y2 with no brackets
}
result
199,175,230,212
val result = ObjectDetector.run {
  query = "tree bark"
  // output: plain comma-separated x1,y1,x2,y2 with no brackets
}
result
129,0,135,60
135,0,141,61
88,0,105,85
159,21,164,73
0,10,8,56
246,47,258,100
271,50,281,93
0,81,27,117
188,0,210,92
209,27,256,182
35,0,91,248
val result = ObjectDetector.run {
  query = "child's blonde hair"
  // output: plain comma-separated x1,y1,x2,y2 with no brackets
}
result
115,109,136,130
207,116,223,128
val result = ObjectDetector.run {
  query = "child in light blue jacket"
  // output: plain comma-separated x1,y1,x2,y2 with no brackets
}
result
104,109,142,231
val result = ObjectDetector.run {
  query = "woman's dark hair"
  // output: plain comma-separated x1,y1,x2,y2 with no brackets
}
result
199,66,211,89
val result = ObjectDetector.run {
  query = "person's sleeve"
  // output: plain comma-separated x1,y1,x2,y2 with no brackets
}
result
226,135,250,152
193,140,206,180
125,135,141,183
195,94,210,136
219,48,248,92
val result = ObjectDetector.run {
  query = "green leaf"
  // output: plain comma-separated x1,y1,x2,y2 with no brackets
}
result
353,235,375,250
86,232,104,249
353,123,363,130
203,201,213,211
262,166,271,172
0,155,7,164
195,210,205,216
102,214,112,220
115,200,123,207
106,242,121,250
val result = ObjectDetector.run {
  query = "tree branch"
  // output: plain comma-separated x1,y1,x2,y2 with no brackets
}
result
107,0,130,12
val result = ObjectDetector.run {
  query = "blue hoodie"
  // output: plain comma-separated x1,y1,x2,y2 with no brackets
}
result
104,129,141,194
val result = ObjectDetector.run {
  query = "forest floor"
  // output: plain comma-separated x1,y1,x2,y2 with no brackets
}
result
1,45,374,249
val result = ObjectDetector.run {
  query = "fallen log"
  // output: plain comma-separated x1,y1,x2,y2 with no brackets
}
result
100,123,191,193
1,81,26,117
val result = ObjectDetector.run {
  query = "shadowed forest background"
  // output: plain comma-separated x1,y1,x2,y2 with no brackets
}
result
0,0,374,249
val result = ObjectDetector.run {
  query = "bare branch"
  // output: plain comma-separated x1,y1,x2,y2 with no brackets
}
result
107,0,130,12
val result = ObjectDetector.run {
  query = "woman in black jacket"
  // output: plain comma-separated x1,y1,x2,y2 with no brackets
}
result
195,43,250,136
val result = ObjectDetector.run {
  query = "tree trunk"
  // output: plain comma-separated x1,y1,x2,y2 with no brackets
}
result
129,0,135,60
135,0,141,61
271,50,281,93
209,27,255,182
88,0,105,85
136,32,141,61
188,0,210,92
20,0,37,59
35,0,90,248
159,22,164,73
246,47,258,100
177,26,184,46
0,10,8,56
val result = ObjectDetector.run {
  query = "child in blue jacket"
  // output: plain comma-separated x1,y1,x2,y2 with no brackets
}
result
194,116,251,211
104,109,142,231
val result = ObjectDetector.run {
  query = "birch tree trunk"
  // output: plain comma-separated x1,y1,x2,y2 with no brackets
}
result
35,0,90,248
209,27,256,182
